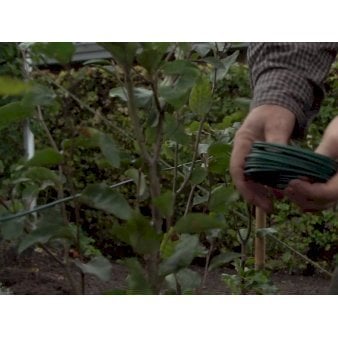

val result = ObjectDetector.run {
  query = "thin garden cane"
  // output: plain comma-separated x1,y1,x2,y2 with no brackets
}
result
255,207,266,270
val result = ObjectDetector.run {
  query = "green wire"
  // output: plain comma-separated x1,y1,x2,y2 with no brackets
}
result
244,142,337,189
0,159,205,224
0,179,133,223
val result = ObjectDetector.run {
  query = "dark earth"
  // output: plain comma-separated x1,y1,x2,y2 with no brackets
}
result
0,243,332,295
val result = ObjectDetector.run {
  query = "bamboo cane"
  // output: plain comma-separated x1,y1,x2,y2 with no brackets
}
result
255,207,266,270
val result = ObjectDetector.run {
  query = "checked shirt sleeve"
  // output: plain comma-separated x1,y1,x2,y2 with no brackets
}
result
248,43,338,136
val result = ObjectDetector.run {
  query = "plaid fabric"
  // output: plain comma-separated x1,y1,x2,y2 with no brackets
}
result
248,43,338,136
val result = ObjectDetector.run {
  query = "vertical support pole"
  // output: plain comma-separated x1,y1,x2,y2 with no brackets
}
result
23,119,35,160
255,207,266,270
22,46,36,226
22,47,35,163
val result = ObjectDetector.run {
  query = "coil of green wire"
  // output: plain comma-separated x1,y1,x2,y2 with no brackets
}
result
244,142,338,189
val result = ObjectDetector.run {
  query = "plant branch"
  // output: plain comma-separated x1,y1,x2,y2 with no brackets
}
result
36,106,59,151
202,241,214,288
184,185,196,216
123,66,152,164
150,77,165,165
177,116,206,195
166,144,179,229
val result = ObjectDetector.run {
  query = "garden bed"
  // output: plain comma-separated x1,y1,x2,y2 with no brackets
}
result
0,244,330,295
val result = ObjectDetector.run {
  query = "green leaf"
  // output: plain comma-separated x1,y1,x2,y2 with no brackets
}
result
208,252,242,271
98,133,120,168
109,86,153,108
159,234,204,276
233,97,251,111
175,213,224,234
22,84,56,106
160,228,178,259
26,148,63,167
62,135,98,150
186,121,202,135
208,142,232,174
193,193,209,206
75,127,120,165
212,51,239,82
0,101,34,129
129,87,153,108
31,42,75,64
189,77,212,116
24,167,61,185
176,268,201,292
99,43,138,67
74,256,112,282
121,257,153,294
221,51,239,72
164,114,189,144
109,87,127,101
159,85,190,108
203,57,225,69
112,213,162,255
0,217,25,240
137,43,169,73
238,228,250,243
159,60,200,108
192,43,213,57
153,190,174,218
159,234,200,276
208,142,232,157
18,224,60,254
256,227,278,238
209,186,239,213
80,183,132,220
0,76,31,96
190,166,207,185
125,168,147,196
162,60,198,75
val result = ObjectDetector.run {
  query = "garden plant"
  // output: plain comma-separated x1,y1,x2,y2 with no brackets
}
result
0,42,336,295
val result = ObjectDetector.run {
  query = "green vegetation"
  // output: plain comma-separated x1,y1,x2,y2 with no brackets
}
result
0,42,336,294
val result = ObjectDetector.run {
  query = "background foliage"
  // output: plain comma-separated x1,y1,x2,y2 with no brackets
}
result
0,42,336,294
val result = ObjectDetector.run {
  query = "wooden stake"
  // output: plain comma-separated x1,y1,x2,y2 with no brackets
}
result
255,207,266,270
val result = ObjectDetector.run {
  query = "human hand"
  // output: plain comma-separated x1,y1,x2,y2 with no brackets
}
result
285,116,338,211
230,105,296,213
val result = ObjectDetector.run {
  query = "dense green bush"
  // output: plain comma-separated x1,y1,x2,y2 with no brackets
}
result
0,42,336,295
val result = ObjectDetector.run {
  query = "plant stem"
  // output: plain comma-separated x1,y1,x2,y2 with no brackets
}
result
41,243,79,294
177,116,206,195
167,143,179,229
202,241,214,288
184,185,196,216
124,67,151,163
174,274,182,295
36,106,59,151
150,77,165,165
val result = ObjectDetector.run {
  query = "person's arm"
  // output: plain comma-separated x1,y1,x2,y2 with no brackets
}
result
249,42,338,136
230,43,338,212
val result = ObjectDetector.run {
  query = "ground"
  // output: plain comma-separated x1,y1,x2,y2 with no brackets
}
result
0,243,331,295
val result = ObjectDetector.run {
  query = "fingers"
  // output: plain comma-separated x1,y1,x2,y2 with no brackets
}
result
285,174,338,211
230,129,273,212
230,105,295,212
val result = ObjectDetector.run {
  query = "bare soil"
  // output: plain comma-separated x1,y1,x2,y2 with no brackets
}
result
0,244,331,295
